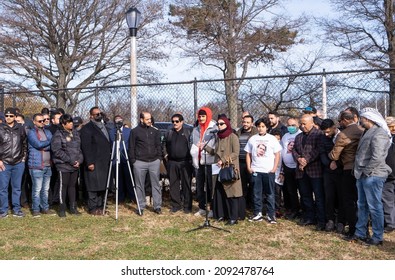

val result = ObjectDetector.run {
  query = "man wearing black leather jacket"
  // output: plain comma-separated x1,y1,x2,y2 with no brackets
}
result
0,107,27,218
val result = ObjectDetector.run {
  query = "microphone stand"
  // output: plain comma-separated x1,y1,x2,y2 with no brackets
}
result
187,131,230,233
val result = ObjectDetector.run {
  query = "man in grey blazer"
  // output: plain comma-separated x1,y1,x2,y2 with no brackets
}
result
347,108,392,246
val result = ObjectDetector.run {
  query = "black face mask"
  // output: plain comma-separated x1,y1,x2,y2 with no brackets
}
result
94,113,103,122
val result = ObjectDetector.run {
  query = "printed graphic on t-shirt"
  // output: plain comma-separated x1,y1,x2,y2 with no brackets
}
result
244,134,282,173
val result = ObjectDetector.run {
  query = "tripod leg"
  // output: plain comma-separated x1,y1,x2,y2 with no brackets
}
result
121,140,142,215
103,141,116,214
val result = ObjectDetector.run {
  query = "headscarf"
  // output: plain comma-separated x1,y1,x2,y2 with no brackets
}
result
197,106,213,141
217,115,233,139
360,107,392,139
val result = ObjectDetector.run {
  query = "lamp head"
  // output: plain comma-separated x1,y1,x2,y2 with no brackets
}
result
126,7,141,37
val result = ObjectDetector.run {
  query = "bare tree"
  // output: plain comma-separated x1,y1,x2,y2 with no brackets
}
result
0,0,168,113
318,0,395,114
168,0,305,127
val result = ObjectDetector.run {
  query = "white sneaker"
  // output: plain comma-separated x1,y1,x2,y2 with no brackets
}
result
267,215,277,224
249,212,263,222
194,209,206,216
145,196,151,206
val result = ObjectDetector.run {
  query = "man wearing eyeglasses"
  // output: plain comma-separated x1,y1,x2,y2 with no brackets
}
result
0,107,28,218
163,114,193,213
27,113,54,217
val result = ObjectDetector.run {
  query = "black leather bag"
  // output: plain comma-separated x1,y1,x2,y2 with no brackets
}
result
218,158,240,183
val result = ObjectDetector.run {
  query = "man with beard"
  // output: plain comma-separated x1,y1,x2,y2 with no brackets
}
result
80,107,111,215
268,111,287,137
236,114,257,211
128,112,162,215
348,108,392,246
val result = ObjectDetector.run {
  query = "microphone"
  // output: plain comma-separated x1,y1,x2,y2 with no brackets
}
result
210,129,219,133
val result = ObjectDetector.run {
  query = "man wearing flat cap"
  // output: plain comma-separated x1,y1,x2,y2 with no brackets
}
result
0,107,28,218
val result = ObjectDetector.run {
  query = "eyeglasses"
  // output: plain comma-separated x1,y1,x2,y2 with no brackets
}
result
5,115,15,118
93,113,101,117
172,120,180,123
44,118,50,121
36,120,44,123
217,122,225,126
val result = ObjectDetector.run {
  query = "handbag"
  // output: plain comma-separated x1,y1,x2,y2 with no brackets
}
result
218,157,240,183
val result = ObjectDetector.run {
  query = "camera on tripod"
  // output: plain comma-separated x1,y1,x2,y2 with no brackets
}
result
115,119,123,130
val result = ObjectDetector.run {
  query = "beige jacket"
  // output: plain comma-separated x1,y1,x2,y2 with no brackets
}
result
215,133,243,198
329,123,364,170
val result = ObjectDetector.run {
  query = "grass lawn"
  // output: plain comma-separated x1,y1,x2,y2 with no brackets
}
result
0,201,394,260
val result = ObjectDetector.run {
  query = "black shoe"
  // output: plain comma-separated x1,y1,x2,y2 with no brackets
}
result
298,219,315,226
170,207,181,213
363,238,383,246
69,204,82,215
225,220,238,226
384,226,395,233
58,211,66,218
135,209,144,216
342,234,366,243
316,224,326,231
325,220,335,232
285,212,298,220
69,208,82,215
336,223,345,234
154,208,162,215
183,209,192,214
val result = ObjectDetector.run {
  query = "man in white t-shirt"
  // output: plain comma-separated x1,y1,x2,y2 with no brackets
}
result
245,117,282,223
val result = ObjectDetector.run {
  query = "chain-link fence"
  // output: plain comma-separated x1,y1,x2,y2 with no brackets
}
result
0,68,391,126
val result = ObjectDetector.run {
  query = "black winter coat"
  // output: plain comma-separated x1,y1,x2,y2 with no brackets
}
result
80,121,111,192
51,127,84,172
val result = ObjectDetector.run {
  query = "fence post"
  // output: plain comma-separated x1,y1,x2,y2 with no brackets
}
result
95,86,99,107
322,69,327,119
193,78,198,117
12,91,16,108
55,89,59,109
0,86,4,112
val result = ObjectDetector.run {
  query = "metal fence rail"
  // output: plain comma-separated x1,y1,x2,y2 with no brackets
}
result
0,68,391,125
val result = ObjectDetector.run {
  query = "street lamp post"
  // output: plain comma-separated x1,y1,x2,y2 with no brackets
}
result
126,7,141,128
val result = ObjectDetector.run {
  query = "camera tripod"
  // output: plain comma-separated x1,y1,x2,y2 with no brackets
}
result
103,126,141,220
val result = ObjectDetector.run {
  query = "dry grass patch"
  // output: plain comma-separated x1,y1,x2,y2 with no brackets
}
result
0,201,395,260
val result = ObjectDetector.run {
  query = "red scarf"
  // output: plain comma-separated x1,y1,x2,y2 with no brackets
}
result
217,116,233,139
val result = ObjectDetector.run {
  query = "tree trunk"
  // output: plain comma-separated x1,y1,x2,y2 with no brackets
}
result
224,63,239,128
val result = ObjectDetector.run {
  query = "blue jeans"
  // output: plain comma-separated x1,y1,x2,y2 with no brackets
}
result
355,176,386,242
30,167,52,212
298,174,325,225
0,162,25,214
252,172,275,218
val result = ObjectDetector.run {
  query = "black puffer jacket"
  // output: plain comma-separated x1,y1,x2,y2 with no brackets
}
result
51,127,83,172
0,122,27,165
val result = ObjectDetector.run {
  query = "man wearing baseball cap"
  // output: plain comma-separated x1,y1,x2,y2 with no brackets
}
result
0,107,28,218
302,106,317,115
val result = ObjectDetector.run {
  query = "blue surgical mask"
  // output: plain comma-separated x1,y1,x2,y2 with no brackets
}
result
287,126,298,134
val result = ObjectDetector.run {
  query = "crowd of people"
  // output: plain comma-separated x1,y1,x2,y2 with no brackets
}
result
0,104,395,247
